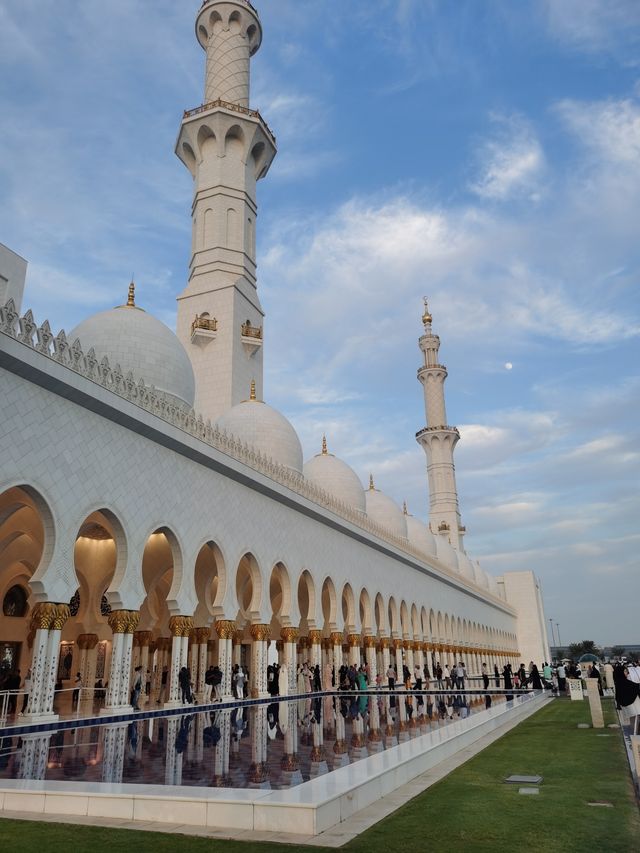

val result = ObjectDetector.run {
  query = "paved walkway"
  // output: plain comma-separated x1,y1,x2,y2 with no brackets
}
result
0,696,551,847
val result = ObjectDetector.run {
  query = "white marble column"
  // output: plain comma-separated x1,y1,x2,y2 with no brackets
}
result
309,630,322,674
364,636,378,686
405,639,415,676
330,632,343,681
394,638,404,684
195,628,210,699
347,634,361,668
101,610,139,713
232,630,243,667
381,639,391,683
77,633,99,714
249,623,270,698
215,620,235,699
281,627,299,695
165,615,192,707
24,602,71,721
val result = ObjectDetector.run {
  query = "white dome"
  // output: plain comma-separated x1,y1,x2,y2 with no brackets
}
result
436,535,459,572
216,398,303,474
303,445,365,513
365,483,407,539
457,551,476,582
405,514,436,557
70,296,195,408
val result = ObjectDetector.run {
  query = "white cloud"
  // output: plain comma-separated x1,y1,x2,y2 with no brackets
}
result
542,0,640,58
471,115,545,201
557,97,640,166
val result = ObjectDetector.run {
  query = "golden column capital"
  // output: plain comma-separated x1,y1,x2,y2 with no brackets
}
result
126,610,140,633
31,602,59,630
330,631,344,645
169,615,192,637
363,636,377,648
215,619,236,639
249,623,271,642
392,638,404,651
31,601,64,631
347,634,361,648
51,603,71,630
108,609,138,634
308,630,323,645
378,637,390,649
281,627,299,643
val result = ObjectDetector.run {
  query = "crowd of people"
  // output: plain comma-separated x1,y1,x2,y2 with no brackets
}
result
6,653,638,722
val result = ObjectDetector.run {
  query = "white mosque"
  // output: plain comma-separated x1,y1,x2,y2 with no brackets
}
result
0,0,549,723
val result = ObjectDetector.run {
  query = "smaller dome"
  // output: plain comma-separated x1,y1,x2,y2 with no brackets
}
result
215,391,303,474
303,437,365,513
365,476,407,539
69,284,195,408
436,535,459,572
457,551,476,582
473,561,490,590
405,513,436,557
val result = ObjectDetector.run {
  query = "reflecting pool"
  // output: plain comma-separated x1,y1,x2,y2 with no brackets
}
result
0,690,525,790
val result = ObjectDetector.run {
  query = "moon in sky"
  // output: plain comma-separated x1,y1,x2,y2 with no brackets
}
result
504,362,513,370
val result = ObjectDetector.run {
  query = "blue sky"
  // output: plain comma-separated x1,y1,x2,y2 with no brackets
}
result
1,0,639,646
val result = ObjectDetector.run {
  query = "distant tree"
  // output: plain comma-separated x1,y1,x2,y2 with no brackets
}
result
568,640,602,660
611,646,626,658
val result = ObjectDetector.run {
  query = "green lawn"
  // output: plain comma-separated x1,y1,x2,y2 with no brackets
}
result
2,698,638,853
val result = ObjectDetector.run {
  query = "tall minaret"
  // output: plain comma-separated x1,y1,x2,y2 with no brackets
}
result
415,299,464,549
175,0,277,422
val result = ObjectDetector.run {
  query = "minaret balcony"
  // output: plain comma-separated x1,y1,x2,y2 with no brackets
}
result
182,98,276,146
241,321,263,356
191,314,218,344
417,364,447,380
415,425,460,439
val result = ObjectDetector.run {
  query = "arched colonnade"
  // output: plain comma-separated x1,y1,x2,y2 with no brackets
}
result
0,485,519,720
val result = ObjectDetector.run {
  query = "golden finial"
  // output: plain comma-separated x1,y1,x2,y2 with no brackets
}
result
403,500,408,515
421,296,432,327
249,379,256,401
127,281,136,307
321,434,328,455
369,473,375,490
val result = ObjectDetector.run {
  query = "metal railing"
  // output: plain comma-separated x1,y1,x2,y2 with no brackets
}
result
191,315,217,335
241,322,262,339
183,98,275,144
